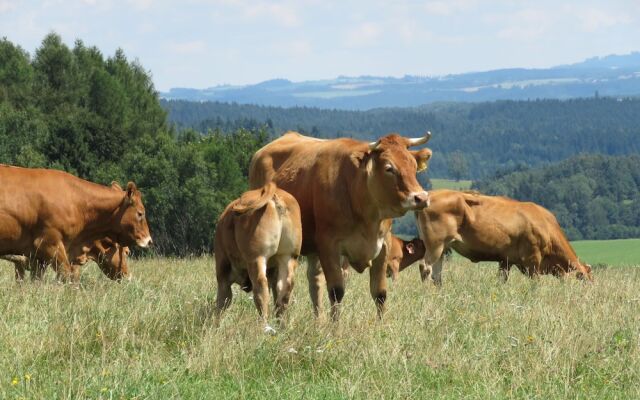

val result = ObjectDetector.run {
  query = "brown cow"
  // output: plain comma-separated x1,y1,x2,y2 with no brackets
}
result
2,238,130,282
340,230,425,282
415,190,593,285
249,131,432,319
0,165,152,282
385,233,426,281
214,182,302,332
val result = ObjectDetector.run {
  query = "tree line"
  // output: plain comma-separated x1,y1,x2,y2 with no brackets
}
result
0,34,267,255
163,97,640,179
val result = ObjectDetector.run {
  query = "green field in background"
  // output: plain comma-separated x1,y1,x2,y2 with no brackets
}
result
571,238,640,266
430,178,473,190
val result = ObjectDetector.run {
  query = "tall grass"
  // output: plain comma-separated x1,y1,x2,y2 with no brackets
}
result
1,257,638,399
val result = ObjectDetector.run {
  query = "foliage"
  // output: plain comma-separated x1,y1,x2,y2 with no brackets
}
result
162,97,640,179
474,154,640,240
0,34,267,255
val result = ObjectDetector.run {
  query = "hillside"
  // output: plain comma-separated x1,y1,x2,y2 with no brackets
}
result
163,97,640,179
161,52,640,110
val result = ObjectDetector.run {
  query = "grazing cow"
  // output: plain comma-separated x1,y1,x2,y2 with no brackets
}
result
2,238,130,282
384,233,426,281
0,165,152,282
249,131,432,319
415,190,593,285
214,182,302,331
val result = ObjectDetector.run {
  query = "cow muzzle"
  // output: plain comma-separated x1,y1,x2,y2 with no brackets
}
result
137,236,153,248
404,191,430,210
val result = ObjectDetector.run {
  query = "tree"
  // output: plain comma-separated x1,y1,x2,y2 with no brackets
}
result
447,151,469,181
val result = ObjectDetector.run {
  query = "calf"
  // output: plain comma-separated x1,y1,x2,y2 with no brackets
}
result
2,238,130,282
415,190,592,285
214,182,302,331
385,234,426,281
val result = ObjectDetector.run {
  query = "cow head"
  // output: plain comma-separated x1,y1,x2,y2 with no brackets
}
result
359,132,432,218
112,181,153,248
399,238,427,271
574,261,593,282
94,240,131,281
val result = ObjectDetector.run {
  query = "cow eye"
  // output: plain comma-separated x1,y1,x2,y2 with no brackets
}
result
137,211,144,220
384,164,395,174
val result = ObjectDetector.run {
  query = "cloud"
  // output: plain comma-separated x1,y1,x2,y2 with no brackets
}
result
495,8,554,40
573,6,632,32
0,0,18,13
167,40,207,55
423,0,478,16
128,0,153,11
346,22,381,47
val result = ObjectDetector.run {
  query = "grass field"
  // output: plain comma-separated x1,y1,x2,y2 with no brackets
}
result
1,256,639,399
430,178,473,190
572,238,640,266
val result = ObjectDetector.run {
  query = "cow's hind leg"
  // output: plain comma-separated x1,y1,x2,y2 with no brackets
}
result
306,255,326,318
13,260,26,282
214,252,233,324
273,254,298,324
247,256,272,331
318,249,344,322
419,262,431,282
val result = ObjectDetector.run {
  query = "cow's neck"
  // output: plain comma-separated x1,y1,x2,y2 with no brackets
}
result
76,186,127,239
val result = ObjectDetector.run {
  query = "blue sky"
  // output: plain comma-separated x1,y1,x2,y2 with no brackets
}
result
1,0,638,91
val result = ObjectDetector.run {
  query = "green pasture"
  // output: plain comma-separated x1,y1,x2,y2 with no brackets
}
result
1,256,638,399
572,238,640,267
430,178,473,190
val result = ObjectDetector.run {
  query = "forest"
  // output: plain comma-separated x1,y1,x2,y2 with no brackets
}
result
163,97,640,179
0,34,266,255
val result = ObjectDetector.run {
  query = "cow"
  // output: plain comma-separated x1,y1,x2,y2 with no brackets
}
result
2,238,130,282
214,182,302,332
384,233,426,281
248,131,432,319
415,190,593,285
340,229,425,282
0,165,152,282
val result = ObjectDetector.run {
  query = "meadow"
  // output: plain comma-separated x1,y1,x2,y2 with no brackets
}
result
430,179,473,191
1,255,638,399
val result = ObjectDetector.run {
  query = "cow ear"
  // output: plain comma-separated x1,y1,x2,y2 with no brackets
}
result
126,182,137,203
411,148,432,172
405,242,415,254
111,181,122,191
350,151,367,168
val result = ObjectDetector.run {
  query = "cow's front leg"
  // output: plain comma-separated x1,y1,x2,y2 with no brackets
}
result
13,259,27,282
38,240,73,283
499,260,511,283
370,244,388,319
317,247,344,322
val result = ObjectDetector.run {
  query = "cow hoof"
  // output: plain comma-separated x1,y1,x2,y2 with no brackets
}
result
264,325,277,335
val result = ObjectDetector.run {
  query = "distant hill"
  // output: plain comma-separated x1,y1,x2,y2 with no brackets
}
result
162,96,640,179
161,52,640,110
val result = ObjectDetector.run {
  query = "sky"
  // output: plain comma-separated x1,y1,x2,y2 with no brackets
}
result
1,0,639,91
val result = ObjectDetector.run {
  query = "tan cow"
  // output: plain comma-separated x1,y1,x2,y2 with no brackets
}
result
214,182,302,332
249,131,432,319
0,165,152,282
415,190,593,285
384,233,426,281
3,238,130,282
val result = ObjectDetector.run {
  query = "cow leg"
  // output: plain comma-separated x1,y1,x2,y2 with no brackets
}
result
267,266,279,305
388,260,399,282
318,250,345,322
419,262,431,282
247,256,271,329
499,261,511,283
214,253,233,323
30,259,47,281
306,255,326,318
273,255,297,322
13,260,26,282
370,246,389,319
38,241,73,283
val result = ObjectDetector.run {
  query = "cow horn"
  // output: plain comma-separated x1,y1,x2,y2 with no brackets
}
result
368,139,381,150
407,131,432,147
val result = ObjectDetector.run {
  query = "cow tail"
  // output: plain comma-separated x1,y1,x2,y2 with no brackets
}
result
232,182,277,214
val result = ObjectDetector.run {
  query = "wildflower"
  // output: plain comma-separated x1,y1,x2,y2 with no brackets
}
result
11,377,19,386
24,373,31,382
527,335,535,344
101,387,108,392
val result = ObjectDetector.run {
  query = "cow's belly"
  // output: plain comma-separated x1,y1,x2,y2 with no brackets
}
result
0,214,32,255
342,233,385,271
450,242,504,263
